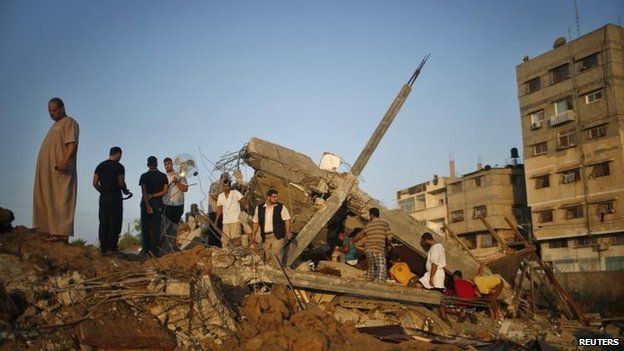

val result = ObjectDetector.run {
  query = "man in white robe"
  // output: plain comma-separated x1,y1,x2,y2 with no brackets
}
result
33,98,79,242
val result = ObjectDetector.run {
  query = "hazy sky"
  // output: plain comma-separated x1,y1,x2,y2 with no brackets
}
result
1,0,622,243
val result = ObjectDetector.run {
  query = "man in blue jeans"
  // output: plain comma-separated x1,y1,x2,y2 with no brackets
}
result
139,156,168,257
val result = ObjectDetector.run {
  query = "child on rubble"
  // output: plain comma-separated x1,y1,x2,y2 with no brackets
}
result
336,228,361,266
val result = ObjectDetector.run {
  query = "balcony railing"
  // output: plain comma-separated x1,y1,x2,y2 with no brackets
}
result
549,110,576,127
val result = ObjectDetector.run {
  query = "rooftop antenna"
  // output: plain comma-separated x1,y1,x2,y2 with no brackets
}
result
574,0,581,37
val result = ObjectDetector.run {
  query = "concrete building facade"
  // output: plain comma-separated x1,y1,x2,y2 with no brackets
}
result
516,24,624,272
396,175,451,235
446,165,530,259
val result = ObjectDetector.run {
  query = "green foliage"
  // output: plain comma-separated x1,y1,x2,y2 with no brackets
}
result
70,238,87,246
118,232,141,251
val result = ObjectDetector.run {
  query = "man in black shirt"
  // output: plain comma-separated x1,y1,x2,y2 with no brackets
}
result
139,156,169,257
93,146,130,255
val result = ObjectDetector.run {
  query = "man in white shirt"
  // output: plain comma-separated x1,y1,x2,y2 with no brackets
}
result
251,189,292,261
161,157,188,254
216,179,247,247
419,232,447,290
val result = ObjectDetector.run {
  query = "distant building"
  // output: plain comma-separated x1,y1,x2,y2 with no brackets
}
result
446,163,530,259
515,24,624,272
396,175,452,235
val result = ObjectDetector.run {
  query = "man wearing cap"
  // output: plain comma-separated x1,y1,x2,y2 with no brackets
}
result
139,156,168,257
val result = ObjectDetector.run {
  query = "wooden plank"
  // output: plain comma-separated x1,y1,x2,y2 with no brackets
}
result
265,267,442,305
285,174,357,266
479,217,512,254
512,262,529,318
504,216,585,323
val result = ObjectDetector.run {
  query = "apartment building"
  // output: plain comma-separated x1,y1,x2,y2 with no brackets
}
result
396,175,451,235
446,164,530,258
516,24,624,272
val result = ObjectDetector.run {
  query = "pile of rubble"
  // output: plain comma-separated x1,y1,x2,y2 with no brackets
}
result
0,225,464,351
2,222,617,350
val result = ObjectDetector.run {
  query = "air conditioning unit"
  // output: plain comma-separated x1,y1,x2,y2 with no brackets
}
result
592,243,609,252
569,240,579,249
531,122,542,130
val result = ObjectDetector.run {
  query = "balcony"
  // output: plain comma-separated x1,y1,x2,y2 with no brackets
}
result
549,110,576,127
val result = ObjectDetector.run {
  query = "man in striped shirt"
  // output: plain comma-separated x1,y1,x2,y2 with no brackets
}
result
355,207,392,282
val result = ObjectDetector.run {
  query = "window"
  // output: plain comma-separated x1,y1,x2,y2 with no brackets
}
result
565,206,584,219
535,175,550,189
585,89,603,104
588,124,607,140
533,142,548,156
398,198,415,213
449,182,463,194
525,77,541,94
549,239,568,248
460,233,477,249
530,110,545,129
591,162,610,178
474,176,482,187
473,205,487,218
577,236,597,248
481,233,496,248
554,96,574,115
538,210,553,223
550,63,570,84
561,168,580,184
578,52,598,71
596,201,615,215
606,256,624,271
611,235,624,246
439,198,445,206
558,129,577,149
450,210,464,223
415,194,426,210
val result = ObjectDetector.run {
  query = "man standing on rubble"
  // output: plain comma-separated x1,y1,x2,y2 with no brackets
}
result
139,156,168,257
419,232,446,290
251,189,291,261
93,146,130,254
354,207,392,282
160,157,188,254
33,97,79,243
216,179,247,247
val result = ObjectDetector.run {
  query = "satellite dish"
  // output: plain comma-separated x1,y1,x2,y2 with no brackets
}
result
173,153,198,178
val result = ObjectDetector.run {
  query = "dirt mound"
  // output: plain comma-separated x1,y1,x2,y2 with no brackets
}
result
234,286,460,351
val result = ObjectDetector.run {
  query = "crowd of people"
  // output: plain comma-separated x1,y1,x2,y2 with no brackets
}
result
33,97,503,320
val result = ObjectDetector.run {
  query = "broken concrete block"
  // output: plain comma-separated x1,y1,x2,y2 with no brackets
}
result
212,252,236,268
51,272,85,306
165,281,190,296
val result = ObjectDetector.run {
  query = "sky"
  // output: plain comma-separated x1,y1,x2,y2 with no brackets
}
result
1,0,622,243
